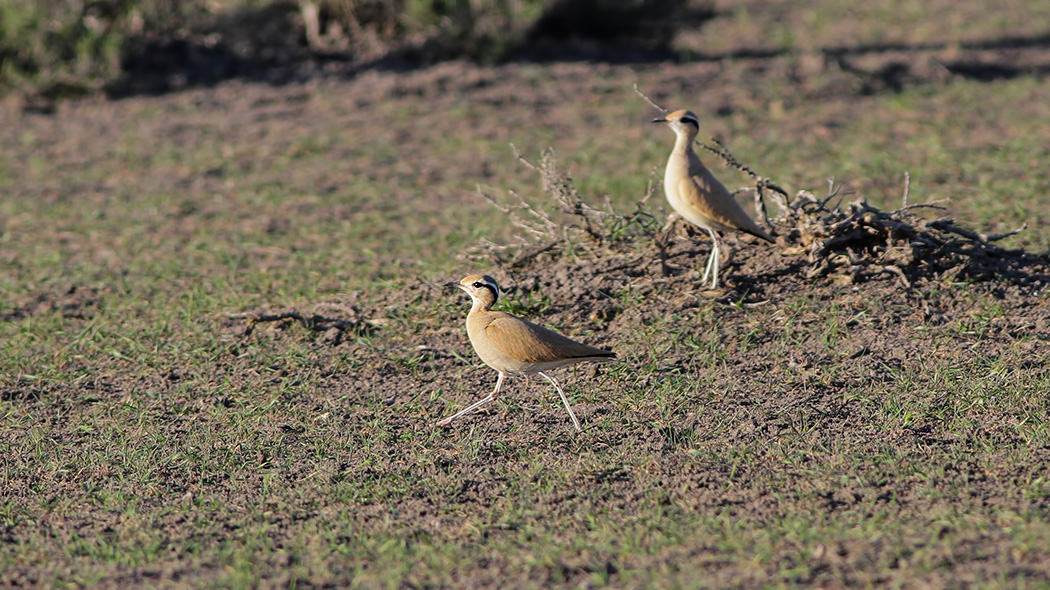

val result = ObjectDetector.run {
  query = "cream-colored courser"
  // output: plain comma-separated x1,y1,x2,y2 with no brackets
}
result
653,109,774,289
438,274,615,432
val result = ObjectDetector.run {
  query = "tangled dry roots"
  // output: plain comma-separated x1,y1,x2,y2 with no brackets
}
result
779,188,1035,288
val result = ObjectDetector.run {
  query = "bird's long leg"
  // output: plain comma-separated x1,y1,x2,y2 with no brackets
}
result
700,249,714,285
437,372,505,427
700,233,716,286
702,226,721,289
538,371,582,432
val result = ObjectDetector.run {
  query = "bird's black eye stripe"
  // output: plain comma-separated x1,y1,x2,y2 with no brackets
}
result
471,281,499,300
681,116,699,127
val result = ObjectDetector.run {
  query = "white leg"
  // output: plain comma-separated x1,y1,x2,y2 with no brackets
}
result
701,247,716,285
538,371,582,432
437,372,505,427
704,227,721,289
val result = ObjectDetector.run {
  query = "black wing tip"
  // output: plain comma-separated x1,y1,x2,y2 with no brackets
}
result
747,228,775,243
569,350,616,360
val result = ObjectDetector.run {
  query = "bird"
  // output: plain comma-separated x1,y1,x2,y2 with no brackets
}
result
437,274,615,432
652,109,774,289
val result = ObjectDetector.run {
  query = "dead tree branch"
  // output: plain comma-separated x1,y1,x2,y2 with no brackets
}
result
633,84,668,115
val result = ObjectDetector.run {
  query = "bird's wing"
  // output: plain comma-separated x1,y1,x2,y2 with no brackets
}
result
485,314,613,364
678,161,773,241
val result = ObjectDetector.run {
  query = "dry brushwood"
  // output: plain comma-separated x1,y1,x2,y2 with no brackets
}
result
781,178,1036,288
466,146,659,268
633,85,1041,289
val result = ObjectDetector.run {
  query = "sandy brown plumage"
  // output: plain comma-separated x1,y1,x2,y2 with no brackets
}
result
675,167,773,242
653,109,774,288
437,274,615,432
471,312,613,369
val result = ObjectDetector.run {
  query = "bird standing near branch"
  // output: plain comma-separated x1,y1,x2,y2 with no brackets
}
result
653,109,774,289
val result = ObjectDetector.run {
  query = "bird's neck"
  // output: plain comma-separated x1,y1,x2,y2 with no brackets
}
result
673,131,697,156
469,298,492,315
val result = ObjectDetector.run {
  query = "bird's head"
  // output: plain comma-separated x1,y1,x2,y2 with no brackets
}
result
651,109,701,137
446,274,500,309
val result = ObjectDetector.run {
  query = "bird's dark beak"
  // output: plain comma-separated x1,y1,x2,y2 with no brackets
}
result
651,116,668,123
444,281,460,289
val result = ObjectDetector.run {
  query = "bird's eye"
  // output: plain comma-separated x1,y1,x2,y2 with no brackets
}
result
473,282,484,289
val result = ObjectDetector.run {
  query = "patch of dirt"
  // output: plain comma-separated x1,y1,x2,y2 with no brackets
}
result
1,284,103,321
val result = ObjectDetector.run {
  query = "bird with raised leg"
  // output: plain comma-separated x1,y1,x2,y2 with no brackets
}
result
438,274,615,432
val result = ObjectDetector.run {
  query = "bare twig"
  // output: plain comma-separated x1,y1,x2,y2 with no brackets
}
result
510,143,538,171
640,169,659,206
633,84,668,114
899,200,949,212
819,180,844,210
472,145,655,266
874,264,911,288
929,220,1028,244
985,224,1029,242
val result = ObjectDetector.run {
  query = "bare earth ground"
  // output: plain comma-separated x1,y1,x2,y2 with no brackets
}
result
3,4,1050,588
